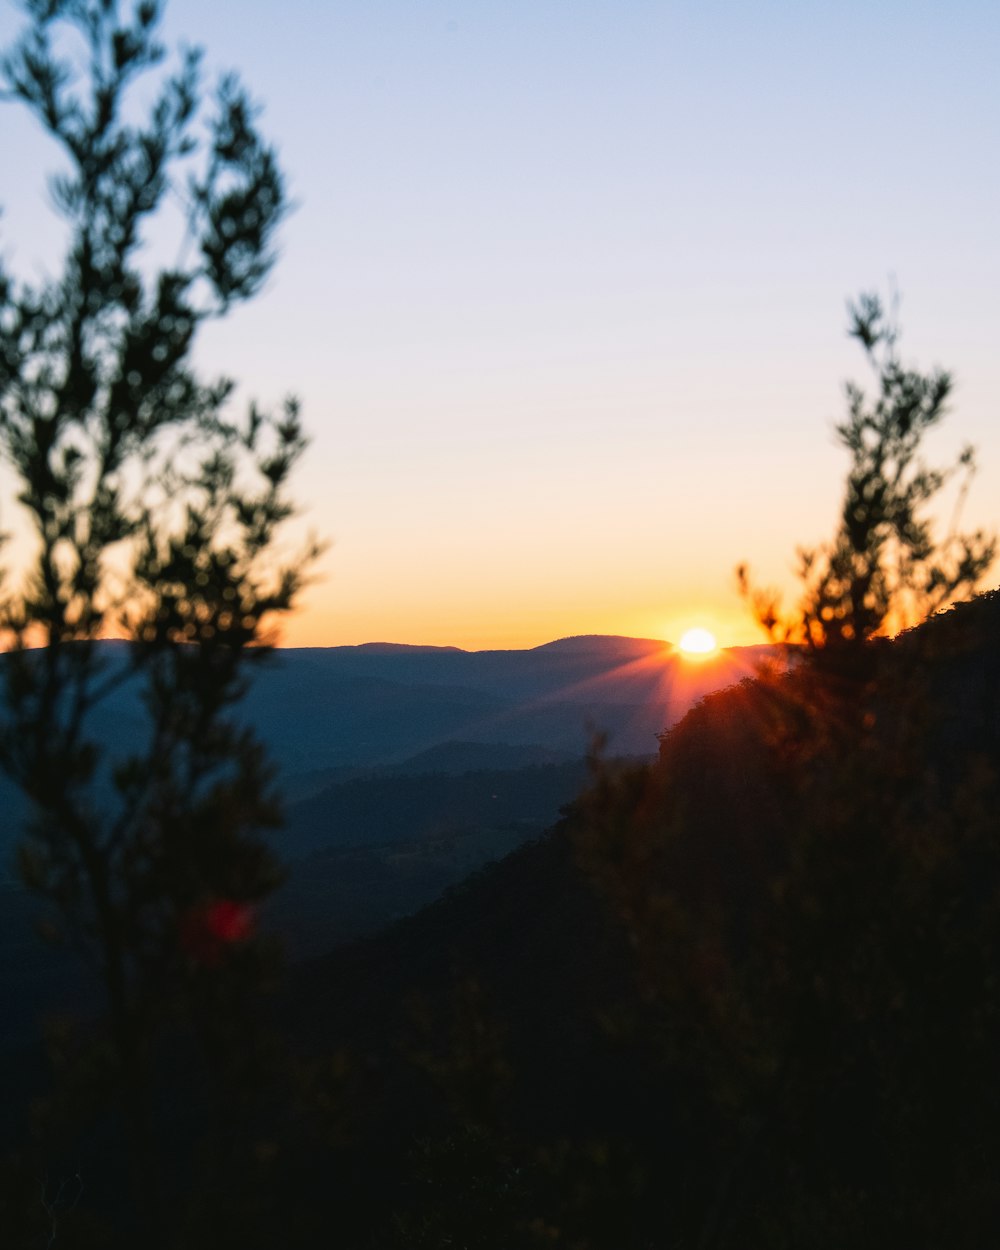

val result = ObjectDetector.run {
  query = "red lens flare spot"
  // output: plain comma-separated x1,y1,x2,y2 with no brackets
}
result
181,898,255,964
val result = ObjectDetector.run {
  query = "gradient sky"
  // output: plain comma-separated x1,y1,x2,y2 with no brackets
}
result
1,0,998,649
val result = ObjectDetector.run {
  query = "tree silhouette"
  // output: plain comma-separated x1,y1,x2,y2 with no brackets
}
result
739,292,995,664
568,295,1000,1245
0,0,316,1238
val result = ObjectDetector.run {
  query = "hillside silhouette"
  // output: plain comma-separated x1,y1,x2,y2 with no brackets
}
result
263,590,1000,1248
3,598,997,1244
0,636,760,1044
0,634,762,857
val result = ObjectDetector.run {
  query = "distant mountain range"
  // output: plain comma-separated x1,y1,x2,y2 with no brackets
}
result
0,634,774,1038
1,633,770,842
234,633,770,781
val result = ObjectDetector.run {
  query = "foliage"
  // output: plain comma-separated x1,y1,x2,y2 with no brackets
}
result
234,585,999,1247
739,293,995,661
562,299,1000,1242
0,0,316,1239
572,592,1000,1246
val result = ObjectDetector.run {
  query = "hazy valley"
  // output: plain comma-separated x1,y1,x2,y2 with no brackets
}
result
0,634,766,1044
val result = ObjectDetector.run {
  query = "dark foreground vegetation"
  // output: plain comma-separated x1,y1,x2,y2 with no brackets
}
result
2,589,999,1247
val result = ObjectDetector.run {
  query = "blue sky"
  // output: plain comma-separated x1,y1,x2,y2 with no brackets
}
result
1,0,997,647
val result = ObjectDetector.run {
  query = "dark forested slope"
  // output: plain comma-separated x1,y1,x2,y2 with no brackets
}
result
2,598,997,1247
280,591,1000,1248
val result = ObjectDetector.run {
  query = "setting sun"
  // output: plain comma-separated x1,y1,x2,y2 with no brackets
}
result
678,627,718,657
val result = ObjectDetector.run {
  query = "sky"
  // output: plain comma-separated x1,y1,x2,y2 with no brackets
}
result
1,0,998,650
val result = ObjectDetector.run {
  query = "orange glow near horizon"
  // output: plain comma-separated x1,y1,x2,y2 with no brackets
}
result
275,610,761,653
273,580,766,653
2,601,766,656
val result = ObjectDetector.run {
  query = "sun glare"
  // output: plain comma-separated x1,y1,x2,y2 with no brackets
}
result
678,627,718,657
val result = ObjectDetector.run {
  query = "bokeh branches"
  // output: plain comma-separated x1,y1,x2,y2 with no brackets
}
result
0,2,319,1238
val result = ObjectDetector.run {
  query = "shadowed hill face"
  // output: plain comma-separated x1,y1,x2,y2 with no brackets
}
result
240,636,764,777
253,634,756,702
281,759,592,858
1,601,998,1245
0,635,769,856
0,635,771,1047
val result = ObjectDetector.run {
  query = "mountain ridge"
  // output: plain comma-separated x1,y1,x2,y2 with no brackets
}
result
271,633,673,656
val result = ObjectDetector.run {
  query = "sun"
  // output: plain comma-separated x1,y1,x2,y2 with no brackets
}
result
678,627,718,658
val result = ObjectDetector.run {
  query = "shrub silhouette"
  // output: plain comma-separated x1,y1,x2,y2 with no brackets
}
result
0,1,316,1241
571,298,1000,1244
739,292,995,669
